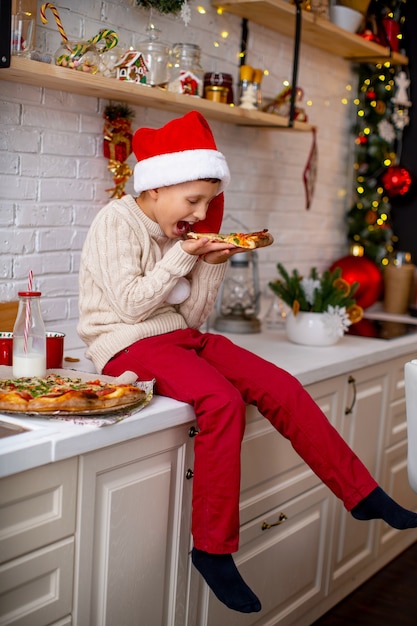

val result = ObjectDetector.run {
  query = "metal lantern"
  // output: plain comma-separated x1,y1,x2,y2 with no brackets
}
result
214,250,261,333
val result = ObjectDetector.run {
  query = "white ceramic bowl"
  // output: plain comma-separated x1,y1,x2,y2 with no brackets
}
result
330,5,363,33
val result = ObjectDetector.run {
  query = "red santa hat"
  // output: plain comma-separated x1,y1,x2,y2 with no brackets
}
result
132,111,230,233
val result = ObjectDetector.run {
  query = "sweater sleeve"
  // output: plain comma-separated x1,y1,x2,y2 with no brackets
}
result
178,258,227,328
81,204,198,324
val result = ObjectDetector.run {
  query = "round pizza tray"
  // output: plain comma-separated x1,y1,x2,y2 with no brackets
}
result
0,393,153,418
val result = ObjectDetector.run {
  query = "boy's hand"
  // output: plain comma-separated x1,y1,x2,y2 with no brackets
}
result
181,238,245,264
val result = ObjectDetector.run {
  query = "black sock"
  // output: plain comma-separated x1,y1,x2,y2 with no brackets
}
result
191,548,261,613
351,487,417,529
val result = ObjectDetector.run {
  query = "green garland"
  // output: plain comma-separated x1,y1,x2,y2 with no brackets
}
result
133,0,186,14
268,264,360,314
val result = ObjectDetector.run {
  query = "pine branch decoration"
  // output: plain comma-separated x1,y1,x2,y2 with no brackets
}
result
134,0,185,14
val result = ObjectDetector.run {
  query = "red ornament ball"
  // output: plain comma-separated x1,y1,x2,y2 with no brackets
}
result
329,255,383,310
381,165,413,198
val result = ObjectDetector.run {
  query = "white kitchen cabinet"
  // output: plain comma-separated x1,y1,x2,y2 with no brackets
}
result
0,458,77,626
377,353,417,556
325,361,389,595
2,348,417,626
186,355,417,625
73,422,195,626
186,375,341,624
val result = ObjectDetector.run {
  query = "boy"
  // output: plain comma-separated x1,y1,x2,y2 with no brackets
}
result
78,111,417,614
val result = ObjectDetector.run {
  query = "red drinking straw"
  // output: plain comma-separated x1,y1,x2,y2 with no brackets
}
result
23,270,33,354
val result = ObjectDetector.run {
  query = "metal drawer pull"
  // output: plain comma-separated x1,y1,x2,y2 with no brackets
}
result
185,469,194,479
261,512,288,530
345,375,357,415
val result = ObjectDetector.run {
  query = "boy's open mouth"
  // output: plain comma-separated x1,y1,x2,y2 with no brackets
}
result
177,221,192,235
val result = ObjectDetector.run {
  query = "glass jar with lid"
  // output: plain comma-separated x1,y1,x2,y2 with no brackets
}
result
167,43,204,97
55,40,100,74
137,26,170,88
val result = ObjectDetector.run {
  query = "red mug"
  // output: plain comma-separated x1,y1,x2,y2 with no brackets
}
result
0,331,65,368
0,332,13,365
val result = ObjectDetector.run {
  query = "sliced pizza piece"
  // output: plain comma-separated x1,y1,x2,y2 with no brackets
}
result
186,229,274,249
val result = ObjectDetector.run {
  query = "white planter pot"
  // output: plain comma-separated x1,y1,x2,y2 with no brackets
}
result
285,311,341,347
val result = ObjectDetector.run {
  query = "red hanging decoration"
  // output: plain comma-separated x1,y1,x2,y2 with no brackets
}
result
381,165,413,198
103,104,135,198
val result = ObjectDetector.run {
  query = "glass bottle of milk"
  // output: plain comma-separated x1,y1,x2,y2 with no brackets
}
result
13,291,46,378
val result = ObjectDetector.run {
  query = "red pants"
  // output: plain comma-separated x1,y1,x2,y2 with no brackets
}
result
103,329,377,554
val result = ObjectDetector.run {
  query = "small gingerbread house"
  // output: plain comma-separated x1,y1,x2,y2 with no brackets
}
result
115,51,149,84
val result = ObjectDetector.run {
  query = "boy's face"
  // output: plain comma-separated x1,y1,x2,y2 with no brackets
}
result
145,179,221,239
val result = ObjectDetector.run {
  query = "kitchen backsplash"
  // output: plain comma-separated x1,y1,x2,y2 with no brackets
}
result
0,0,355,347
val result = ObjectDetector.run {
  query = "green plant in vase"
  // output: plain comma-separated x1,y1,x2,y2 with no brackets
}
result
269,264,364,339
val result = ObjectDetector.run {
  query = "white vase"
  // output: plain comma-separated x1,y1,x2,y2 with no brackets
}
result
285,311,341,347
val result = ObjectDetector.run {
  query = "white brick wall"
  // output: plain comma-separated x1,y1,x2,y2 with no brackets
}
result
0,0,356,348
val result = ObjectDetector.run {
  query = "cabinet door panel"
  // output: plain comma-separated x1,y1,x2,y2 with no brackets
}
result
94,456,173,625
190,486,330,626
75,427,192,626
378,439,417,551
384,353,416,448
0,537,74,626
328,364,389,592
0,458,77,563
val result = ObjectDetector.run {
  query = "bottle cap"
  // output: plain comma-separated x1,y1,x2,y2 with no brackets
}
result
240,64,253,81
18,291,42,296
253,68,263,84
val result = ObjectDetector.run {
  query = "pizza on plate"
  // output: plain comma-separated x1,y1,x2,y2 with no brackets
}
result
0,374,147,414
186,229,274,249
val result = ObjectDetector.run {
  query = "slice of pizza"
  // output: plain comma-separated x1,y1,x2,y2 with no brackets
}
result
186,229,274,249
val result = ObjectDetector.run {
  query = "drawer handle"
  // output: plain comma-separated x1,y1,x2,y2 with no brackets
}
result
345,375,357,415
261,512,288,531
188,425,199,437
185,468,194,480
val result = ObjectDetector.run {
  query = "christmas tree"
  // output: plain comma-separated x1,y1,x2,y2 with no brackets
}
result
346,62,397,263
345,0,411,264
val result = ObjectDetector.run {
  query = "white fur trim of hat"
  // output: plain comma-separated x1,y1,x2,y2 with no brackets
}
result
134,148,230,194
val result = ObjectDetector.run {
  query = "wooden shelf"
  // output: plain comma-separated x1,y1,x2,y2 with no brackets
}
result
0,56,312,130
212,0,408,65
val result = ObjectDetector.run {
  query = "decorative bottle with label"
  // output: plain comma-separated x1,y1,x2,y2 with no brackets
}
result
13,291,46,378
168,43,204,97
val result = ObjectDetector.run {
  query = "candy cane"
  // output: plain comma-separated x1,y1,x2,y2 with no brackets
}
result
23,270,34,354
40,3,70,46
88,29,119,50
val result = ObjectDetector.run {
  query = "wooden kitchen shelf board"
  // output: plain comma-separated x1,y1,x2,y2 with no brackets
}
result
0,56,311,130
212,0,408,65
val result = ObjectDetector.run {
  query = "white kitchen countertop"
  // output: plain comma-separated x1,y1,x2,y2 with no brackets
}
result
1,311,417,479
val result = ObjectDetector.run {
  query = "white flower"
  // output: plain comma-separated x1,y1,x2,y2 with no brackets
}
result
300,277,320,305
323,305,352,337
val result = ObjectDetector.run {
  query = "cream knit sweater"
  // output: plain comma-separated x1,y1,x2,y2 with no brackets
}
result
78,195,227,373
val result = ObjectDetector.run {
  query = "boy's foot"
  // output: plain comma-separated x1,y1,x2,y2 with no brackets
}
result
191,547,262,613
351,487,417,529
